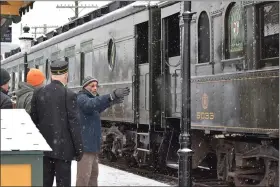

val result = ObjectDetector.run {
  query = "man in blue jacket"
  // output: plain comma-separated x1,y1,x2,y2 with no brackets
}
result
76,76,130,186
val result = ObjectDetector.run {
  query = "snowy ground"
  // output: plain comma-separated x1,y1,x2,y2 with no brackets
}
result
53,161,170,186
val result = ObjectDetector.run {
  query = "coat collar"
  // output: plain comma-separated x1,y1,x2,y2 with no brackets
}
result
51,80,66,87
1,87,8,95
79,88,99,98
15,82,35,97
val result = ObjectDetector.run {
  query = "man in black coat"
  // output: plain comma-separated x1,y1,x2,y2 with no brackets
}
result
30,60,84,187
0,68,13,109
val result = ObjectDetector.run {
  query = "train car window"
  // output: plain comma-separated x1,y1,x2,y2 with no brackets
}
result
165,13,180,58
198,11,210,63
258,1,279,66
84,52,93,77
21,70,25,82
107,38,116,70
51,51,60,61
65,57,69,62
64,46,76,86
65,56,75,86
35,56,44,70
38,64,44,74
8,72,12,89
28,60,35,68
225,3,244,59
80,52,85,85
11,72,15,91
19,70,22,82
15,71,19,90
136,21,148,64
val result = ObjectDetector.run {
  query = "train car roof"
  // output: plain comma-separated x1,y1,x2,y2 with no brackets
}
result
157,1,180,8
2,1,163,65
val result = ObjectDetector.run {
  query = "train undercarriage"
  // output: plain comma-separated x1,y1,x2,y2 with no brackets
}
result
101,122,279,187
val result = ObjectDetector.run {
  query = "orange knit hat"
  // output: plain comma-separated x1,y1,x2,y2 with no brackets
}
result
27,68,45,87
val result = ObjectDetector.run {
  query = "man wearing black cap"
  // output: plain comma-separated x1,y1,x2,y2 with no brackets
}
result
30,60,84,187
76,76,130,186
0,68,12,109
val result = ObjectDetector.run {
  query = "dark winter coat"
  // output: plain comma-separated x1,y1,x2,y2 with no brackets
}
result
0,88,13,109
30,80,83,161
15,82,35,114
77,89,111,153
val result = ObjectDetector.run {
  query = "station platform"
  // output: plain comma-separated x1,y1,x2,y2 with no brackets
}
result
53,162,170,186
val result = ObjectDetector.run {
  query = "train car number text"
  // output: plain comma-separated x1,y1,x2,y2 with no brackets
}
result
196,112,214,120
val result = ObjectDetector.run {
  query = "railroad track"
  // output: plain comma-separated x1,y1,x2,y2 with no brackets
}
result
99,155,231,187
193,179,231,187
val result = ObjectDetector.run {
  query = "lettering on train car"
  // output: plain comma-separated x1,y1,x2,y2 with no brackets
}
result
197,112,215,120
202,93,208,109
197,93,214,120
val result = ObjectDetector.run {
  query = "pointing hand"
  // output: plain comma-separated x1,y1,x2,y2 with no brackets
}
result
111,87,130,100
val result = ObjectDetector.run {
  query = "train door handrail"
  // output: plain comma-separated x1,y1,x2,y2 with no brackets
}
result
144,72,149,111
173,69,181,115
132,74,135,111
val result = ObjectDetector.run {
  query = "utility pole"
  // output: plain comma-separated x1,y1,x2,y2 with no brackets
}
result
30,24,58,38
75,1,78,19
177,1,196,187
56,1,99,20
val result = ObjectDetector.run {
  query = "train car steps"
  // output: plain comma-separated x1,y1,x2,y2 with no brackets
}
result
136,132,151,153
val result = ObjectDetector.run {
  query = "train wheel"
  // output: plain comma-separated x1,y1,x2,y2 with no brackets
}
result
153,143,169,174
105,150,117,162
233,157,279,187
124,153,138,167
104,134,117,162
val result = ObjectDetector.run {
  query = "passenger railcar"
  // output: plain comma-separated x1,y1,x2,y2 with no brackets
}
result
2,1,279,186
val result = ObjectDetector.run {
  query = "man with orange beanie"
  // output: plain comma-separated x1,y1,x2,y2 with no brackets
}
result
15,68,45,114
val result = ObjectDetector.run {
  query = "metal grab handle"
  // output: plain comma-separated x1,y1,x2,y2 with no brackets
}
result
132,74,135,111
144,73,149,111
174,69,181,114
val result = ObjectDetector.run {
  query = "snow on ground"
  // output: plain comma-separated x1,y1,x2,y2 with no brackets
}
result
53,161,170,186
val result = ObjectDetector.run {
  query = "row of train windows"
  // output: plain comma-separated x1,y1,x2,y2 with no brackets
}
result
41,52,94,87
8,64,45,91
8,46,110,91
163,2,279,65
199,2,279,64
7,36,116,90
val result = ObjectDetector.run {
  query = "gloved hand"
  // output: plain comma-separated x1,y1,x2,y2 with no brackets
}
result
112,97,124,105
111,87,130,100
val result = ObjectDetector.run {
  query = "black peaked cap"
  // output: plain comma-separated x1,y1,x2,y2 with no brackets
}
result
50,60,69,75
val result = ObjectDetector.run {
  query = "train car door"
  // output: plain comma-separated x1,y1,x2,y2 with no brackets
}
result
135,20,149,125
160,2,181,168
134,8,161,126
161,3,181,122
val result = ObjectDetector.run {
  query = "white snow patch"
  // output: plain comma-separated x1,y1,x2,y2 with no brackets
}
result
52,161,170,186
